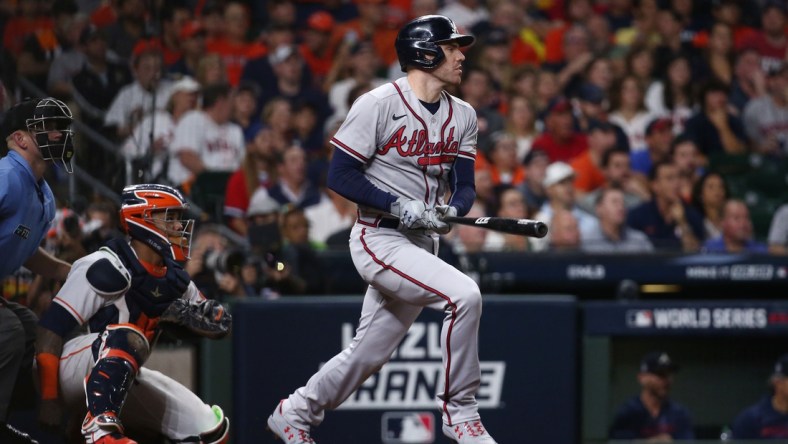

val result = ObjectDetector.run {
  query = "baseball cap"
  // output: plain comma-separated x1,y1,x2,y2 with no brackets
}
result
543,161,575,187
270,45,298,65
484,27,509,46
524,148,549,166
79,25,106,45
307,11,334,33
180,21,206,40
640,351,679,375
546,97,572,115
772,353,788,377
1,99,39,141
587,118,614,133
767,61,787,77
578,83,605,105
645,117,672,136
170,76,201,95
247,190,281,217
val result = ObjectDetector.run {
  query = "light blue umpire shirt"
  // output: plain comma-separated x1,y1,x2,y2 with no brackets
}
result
0,150,55,278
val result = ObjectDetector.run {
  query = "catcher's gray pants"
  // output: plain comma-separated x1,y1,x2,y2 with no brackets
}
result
283,224,483,427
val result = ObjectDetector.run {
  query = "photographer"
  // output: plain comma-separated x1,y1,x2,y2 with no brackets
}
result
186,224,251,300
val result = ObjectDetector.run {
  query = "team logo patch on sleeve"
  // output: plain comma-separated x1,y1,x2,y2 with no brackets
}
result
14,224,31,239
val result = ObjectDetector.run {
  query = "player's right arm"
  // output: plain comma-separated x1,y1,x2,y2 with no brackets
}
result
327,92,398,213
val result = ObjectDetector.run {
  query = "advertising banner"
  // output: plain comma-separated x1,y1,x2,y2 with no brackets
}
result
233,295,577,443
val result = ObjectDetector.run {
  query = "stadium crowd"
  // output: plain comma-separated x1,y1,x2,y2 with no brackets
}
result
1,0,788,302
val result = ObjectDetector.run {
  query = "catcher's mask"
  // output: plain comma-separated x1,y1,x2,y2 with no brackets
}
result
120,184,194,262
17,98,75,172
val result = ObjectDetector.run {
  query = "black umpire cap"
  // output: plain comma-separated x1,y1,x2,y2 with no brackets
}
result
1,99,39,142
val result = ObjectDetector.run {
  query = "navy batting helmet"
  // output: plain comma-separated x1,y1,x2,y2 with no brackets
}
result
395,15,475,72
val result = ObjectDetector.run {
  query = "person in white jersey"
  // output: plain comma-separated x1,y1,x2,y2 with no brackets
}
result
266,15,497,444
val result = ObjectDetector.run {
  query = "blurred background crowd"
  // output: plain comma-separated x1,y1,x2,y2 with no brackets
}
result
1,0,787,307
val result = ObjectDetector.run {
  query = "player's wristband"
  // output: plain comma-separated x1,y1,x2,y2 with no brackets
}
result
36,352,60,400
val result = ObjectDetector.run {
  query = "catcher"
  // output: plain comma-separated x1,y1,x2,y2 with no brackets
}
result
35,184,232,444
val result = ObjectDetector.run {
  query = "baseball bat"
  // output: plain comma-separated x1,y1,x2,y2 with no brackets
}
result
443,216,549,238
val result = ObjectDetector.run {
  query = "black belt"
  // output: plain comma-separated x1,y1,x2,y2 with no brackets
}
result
377,218,400,229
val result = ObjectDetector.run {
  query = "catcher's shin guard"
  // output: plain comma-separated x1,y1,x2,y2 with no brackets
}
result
86,325,150,417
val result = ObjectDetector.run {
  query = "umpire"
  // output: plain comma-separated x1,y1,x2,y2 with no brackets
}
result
0,98,74,443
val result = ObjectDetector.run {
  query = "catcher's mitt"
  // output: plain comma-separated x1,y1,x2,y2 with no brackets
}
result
158,298,232,340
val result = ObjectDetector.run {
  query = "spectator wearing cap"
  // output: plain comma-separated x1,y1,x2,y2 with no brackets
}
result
104,46,173,140
743,62,788,156
437,0,489,31
205,1,266,86
532,97,589,163
748,1,787,74
121,76,200,183
671,136,704,203
579,147,650,214
518,148,550,215
581,187,653,253
703,199,768,253
299,11,337,82
169,21,208,78
459,68,505,153
464,26,516,91
631,116,675,176
532,161,598,252
257,45,330,127
609,351,694,441
573,82,631,151
609,74,656,153
731,353,788,439
644,54,696,135
627,161,704,251
571,119,617,197
683,79,748,156
325,39,387,126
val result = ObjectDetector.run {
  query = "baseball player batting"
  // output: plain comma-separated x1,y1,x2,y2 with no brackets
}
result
267,15,497,444
35,184,231,444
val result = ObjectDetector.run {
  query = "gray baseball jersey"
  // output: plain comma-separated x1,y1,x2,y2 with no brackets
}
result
278,77,486,433
331,76,478,221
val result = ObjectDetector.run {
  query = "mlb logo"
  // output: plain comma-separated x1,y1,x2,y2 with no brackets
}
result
626,310,653,327
382,412,435,444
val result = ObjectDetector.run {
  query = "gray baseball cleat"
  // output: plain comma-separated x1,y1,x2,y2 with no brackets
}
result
442,420,498,443
267,400,315,444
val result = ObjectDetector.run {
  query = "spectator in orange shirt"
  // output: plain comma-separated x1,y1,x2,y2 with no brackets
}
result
299,11,336,85
330,0,399,69
169,21,208,79
543,0,595,65
572,119,617,197
3,0,54,57
487,132,526,187
206,1,267,86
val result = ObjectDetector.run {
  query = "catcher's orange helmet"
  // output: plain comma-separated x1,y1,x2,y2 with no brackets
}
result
119,184,194,261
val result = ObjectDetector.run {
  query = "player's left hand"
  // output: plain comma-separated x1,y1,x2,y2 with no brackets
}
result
435,205,458,220
425,206,453,235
